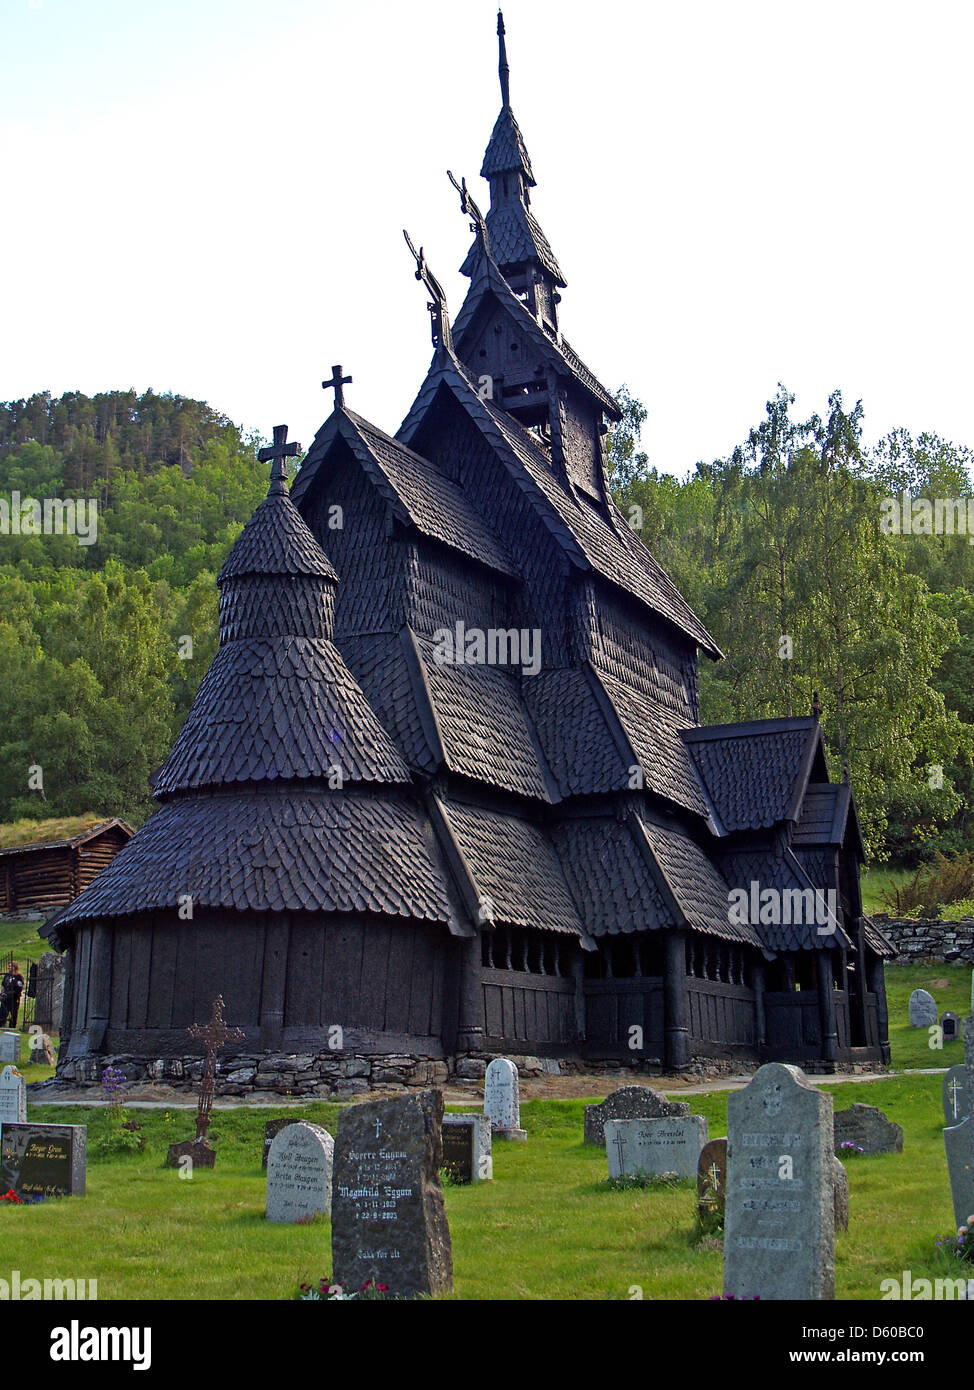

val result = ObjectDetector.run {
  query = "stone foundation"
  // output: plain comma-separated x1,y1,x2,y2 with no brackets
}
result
42,1047,882,1097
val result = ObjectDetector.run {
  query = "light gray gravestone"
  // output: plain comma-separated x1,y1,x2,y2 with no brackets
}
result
265,1122,334,1224
442,1114,492,1182
584,1086,691,1147
484,1058,526,1140
723,1062,835,1301
0,1032,20,1064
0,1065,26,1126
331,1089,452,1299
605,1115,708,1180
833,1103,903,1155
909,989,938,1027
943,1066,968,1126
944,1117,974,1228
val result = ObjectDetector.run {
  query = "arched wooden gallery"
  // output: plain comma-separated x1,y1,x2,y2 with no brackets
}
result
43,16,891,1079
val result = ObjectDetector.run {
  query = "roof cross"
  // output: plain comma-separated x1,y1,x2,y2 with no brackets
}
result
323,364,352,411
257,424,300,490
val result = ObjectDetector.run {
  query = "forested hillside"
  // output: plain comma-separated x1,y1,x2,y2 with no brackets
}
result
1,385,972,866
609,385,974,862
0,390,269,825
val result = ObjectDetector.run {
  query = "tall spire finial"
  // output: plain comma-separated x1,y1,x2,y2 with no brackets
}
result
497,10,510,107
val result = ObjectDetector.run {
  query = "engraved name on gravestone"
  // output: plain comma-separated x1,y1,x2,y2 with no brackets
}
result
908,989,938,1028
0,1065,26,1126
331,1089,452,1299
605,1115,708,1180
0,1032,20,1064
943,1066,968,1126
723,1063,834,1301
484,1058,526,1140
0,1123,86,1198
584,1086,691,1147
442,1114,492,1183
833,1104,903,1155
266,1122,334,1224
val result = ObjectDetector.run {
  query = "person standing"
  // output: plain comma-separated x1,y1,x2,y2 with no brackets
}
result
0,961,24,1028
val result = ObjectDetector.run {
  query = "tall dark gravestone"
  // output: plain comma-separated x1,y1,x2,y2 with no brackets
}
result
331,1089,453,1299
723,1063,834,1301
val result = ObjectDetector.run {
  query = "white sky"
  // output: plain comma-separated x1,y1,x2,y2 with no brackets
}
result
1,0,972,477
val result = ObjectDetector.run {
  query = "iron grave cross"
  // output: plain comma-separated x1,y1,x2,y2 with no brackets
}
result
187,995,245,1144
257,423,300,485
323,364,352,410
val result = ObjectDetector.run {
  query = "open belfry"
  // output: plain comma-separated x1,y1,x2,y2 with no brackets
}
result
43,14,891,1088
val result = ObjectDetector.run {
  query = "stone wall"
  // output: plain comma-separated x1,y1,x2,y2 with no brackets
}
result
876,915,974,966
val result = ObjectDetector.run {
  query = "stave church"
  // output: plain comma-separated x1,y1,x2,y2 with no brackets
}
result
43,14,891,1086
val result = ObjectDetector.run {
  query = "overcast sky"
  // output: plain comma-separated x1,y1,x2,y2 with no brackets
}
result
2,0,972,477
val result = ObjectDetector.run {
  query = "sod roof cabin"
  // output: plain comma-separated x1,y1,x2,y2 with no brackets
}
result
1,818,133,915
43,14,892,1080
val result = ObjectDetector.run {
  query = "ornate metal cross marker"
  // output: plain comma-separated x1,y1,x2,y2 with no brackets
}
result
323,364,352,410
188,994,245,1144
257,424,300,486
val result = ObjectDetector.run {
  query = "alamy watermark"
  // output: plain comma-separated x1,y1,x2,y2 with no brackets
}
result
0,492,98,546
881,491,974,544
728,882,839,935
1,1269,97,1299
432,621,541,677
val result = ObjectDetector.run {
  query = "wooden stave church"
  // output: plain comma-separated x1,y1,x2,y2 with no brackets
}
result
43,14,892,1082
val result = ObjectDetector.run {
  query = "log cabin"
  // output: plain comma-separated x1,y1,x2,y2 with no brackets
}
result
0,819,133,916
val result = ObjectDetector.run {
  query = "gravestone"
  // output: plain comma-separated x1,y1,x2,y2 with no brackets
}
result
697,1137,728,1218
0,1032,20,1063
262,1117,293,1170
442,1114,492,1183
484,1058,526,1140
165,1138,215,1170
605,1115,708,1180
942,1012,961,1043
0,1065,26,1125
944,1117,974,1227
832,1158,849,1233
28,1033,56,1067
723,1063,835,1301
833,1104,903,1155
909,989,938,1027
266,1122,333,1223
331,1088,452,1298
584,1086,691,1147
0,1122,86,1198
943,1065,968,1126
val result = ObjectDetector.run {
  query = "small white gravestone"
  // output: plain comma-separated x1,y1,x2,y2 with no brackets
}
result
484,1058,526,1140
0,1033,20,1064
0,1066,27,1126
605,1116,708,1179
265,1122,334,1224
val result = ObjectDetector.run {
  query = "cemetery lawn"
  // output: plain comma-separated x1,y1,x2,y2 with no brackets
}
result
884,960,971,1069
1,1072,962,1301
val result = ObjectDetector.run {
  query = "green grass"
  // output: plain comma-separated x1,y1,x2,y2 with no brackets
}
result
0,813,123,850
861,864,914,915
885,961,971,1069
0,1075,964,1301
0,919,54,967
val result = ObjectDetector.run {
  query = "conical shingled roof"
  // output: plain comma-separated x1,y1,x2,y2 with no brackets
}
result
481,105,536,185
217,480,338,582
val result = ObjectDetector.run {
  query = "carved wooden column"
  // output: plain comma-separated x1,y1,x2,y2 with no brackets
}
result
663,930,690,1071
816,949,839,1063
456,934,484,1053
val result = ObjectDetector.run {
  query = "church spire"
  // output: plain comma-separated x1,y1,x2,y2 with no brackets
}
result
497,10,510,108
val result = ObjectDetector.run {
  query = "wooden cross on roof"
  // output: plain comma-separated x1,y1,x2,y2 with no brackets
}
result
257,424,301,490
187,994,245,1144
323,364,352,411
